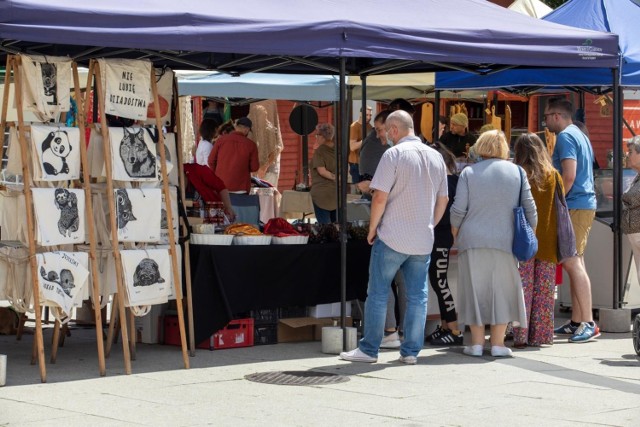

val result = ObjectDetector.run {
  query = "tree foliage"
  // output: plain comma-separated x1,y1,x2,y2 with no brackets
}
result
542,0,567,8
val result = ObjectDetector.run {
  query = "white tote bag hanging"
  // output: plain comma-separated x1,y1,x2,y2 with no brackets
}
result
144,68,174,127
159,186,179,244
114,188,161,242
30,124,81,181
19,54,72,121
120,248,171,307
32,188,86,246
97,58,152,121
6,126,24,177
109,127,158,182
36,252,89,321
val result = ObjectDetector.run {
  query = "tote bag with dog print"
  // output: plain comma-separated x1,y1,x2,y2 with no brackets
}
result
114,188,161,242
37,251,89,320
98,58,152,121
30,124,81,181
19,54,72,121
109,127,158,182
32,188,86,246
120,248,171,307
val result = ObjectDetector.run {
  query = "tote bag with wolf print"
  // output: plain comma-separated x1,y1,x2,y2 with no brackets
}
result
32,188,86,246
109,127,158,182
30,124,81,181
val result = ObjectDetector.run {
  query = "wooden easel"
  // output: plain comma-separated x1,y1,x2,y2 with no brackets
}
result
172,76,196,356
86,59,189,370
0,55,107,380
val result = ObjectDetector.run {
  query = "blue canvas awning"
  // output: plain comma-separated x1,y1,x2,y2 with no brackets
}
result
437,0,640,90
0,0,620,74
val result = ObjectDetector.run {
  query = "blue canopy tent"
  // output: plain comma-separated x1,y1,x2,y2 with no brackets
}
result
436,0,640,311
0,0,621,348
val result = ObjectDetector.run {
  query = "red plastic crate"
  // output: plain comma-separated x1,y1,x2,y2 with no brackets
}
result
165,316,254,350
211,318,254,350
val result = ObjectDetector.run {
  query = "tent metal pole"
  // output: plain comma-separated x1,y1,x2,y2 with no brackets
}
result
612,67,623,309
339,58,349,350
433,91,441,143
362,75,368,157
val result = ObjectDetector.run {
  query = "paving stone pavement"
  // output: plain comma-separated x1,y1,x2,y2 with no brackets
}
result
1,315,640,426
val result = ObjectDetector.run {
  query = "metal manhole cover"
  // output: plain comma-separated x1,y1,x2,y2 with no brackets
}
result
245,371,349,386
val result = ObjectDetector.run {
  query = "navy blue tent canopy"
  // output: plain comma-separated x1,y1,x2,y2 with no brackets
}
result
0,0,619,75
437,0,639,90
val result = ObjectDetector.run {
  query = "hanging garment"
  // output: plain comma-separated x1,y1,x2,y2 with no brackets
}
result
37,251,89,321
0,244,32,313
30,124,81,181
32,188,86,246
19,54,72,121
6,126,24,177
109,127,158,182
87,126,106,179
0,191,29,244
114,188,161,242
120,248,172,307
144,68,174,127
98,58,152,121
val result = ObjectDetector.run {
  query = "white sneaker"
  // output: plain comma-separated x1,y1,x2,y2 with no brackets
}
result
398,355,417,365
463,344,483,357
491,345,513,357
380,331,401,349
339,348,377,363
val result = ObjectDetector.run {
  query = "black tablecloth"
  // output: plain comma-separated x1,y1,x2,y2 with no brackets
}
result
189,240,371,343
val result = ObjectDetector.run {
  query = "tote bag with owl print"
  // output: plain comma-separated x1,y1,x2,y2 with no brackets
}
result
32,188,86,246
109,127,158,182
19,54,72,121
120,248,171,307
114,188,161,242
30,124,81,181
37,251,89,320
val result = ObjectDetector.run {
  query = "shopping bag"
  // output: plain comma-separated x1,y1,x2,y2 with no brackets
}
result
554,173,577,263
512,167,538,262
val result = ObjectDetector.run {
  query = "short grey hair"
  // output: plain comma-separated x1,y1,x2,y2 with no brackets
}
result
628,136,640,154
386,110,414,131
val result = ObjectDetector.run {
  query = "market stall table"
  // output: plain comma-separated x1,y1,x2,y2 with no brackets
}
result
189,240,371,344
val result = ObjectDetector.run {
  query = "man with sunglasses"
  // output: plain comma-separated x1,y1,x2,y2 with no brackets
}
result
544,97,599,343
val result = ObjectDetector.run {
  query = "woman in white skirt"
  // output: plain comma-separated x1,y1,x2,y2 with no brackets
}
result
450,130,537,357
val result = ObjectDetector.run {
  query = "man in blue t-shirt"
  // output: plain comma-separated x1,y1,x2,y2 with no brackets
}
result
545,97,599,343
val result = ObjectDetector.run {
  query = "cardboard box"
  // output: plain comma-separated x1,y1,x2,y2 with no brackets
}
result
308,302,351,318
277,316,352,343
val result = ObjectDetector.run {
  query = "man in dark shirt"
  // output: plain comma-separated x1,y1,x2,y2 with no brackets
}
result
439,113,476,158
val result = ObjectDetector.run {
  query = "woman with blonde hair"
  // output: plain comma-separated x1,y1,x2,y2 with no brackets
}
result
451,130,537,357
513,133,563,348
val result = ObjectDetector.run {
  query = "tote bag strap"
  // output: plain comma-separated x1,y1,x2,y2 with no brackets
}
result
517,166,524,208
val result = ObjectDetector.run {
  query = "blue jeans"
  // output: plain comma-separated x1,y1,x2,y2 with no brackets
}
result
313,203,336,224
359,239,430,358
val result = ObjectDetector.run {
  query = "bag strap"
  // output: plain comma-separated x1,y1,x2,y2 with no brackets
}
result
517,166,524,207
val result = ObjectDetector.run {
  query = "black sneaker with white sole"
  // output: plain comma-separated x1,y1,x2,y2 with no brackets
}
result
425,325,445,342
430,329,463,346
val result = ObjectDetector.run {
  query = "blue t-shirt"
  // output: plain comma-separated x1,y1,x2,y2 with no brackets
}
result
552,124,596,210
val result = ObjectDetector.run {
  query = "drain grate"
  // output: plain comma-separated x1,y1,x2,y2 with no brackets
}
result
245,370,349,386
